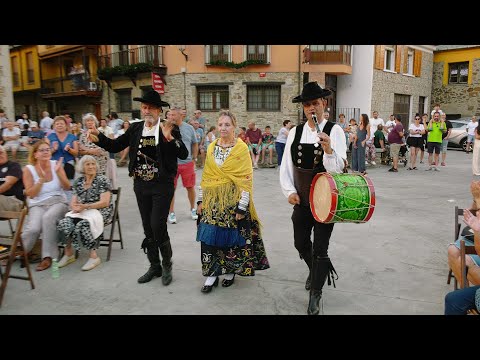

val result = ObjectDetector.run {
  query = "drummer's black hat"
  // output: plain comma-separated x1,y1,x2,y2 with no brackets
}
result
133,89,170,108
292,81,332,103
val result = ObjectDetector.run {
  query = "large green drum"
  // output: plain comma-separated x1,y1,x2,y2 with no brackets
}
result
309,172,375,223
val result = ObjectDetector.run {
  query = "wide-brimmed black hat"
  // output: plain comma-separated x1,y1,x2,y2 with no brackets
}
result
133,89,170,108
292,81,332,103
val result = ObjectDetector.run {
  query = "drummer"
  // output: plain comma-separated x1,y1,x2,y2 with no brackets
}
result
279,81,347,315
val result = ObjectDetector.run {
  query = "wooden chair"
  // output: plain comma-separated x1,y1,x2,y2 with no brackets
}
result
447,206,464,289
98,187,124,261
0,208,34,307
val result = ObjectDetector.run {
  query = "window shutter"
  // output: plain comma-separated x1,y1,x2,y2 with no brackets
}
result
374,45,385,69
395,45,402,73
403,47,409,74
413,49,422,77
205,45,210,64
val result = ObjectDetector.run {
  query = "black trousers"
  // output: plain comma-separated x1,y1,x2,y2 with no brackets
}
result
291,204,334,260
133,179,174,263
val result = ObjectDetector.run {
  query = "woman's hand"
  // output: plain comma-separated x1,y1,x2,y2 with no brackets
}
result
54,157,64,172
197,203,202,215
161,121,174,141
464,209,480,232
235,213,245,220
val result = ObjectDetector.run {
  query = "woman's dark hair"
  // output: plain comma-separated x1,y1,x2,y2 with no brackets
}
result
283,120,291,127
360,114,369,127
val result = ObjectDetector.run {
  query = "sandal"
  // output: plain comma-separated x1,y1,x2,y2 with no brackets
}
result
413,167,418,170
36,257,52,272
407,167,413,170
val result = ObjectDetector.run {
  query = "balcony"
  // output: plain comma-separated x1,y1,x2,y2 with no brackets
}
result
40,77,102,99
98,45,165,70
303,45,352,75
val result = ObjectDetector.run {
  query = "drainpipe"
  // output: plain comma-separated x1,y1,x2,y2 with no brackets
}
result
298,45,303,124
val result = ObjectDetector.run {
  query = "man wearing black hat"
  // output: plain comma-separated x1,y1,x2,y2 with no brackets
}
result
279,81,347,315
87,89,188,285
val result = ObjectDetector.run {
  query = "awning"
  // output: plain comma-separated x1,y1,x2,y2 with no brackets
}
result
39,46,95,60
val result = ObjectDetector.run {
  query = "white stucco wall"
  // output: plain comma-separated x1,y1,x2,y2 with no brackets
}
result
337,45,374,117
0,45,14,120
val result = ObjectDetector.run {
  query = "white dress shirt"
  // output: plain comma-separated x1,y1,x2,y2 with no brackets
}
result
280,119,347,198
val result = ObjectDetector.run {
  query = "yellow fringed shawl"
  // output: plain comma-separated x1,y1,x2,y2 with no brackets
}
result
201,138,260,225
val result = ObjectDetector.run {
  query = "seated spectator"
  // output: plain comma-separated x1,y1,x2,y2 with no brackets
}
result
26,121,45,147
260,125,275,167
70,122,82,140
448,181,480,286
2,121,21,161
245,121,262,169
56,156,113,271
238,126,247,142
21,140,70,271
445,208,480,315
374,124,386,152
0,145,25,211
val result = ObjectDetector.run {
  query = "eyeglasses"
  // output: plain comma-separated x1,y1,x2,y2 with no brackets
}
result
37,148,51,153
302,100,322,107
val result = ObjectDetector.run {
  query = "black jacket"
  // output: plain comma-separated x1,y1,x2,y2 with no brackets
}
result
95,121,188,183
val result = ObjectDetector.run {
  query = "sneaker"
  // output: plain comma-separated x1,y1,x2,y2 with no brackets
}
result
58,254,76,268
433,167,440,171
81,257,101,271
168,212,177,224
191,208,198,220
425,167,433,171
365,161,369,165
371,161,376,166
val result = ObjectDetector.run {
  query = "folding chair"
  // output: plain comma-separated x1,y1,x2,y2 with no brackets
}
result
99,187,124,261
0,208,34,307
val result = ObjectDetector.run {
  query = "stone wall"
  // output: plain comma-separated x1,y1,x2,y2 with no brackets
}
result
101,72,303,135
431,58,480,117
0,45,14,120
371,51,433,124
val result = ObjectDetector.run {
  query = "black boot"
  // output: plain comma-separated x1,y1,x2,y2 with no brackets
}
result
159,239,173,286
299,251,313,291
162,259,172,286
138,238,162,284
138,263,162,283
307,256,338,315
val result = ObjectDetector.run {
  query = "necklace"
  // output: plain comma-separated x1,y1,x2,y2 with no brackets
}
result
217,138,236,148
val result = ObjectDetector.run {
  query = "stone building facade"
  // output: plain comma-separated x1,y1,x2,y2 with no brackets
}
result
371,51,434,126
432,58,480,117
0,45,14,120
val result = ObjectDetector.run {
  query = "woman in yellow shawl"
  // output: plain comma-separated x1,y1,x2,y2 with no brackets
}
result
196,110,270,293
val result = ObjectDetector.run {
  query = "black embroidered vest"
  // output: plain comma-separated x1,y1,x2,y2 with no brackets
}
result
290,121,334,206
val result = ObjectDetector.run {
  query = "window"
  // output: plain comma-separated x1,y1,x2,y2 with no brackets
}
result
308,45,351,64
209,45,230,62
11,56,19,87
418,96,426,116
26,52,34,83
247,85,281,111
393,93,411,128
116,89,132,112
384,46,395,71
246,45,267,62
407,49,414,75
449,62,469,84
196,86,229,111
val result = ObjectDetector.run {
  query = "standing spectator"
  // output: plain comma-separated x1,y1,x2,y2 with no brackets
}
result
466,116,478,154
168,108,199,224
0,109,8,129
17,113,31,128
366,111,385,166
0,145,25,212
204,125,216,152
46,116,79,180
431,103,444,117
426,111,446,171
275,120,292,167
352,114,370,175
26,121,45,147
39,111,54,134
116,120,130,167
419,113,429,164
440,113,453,166
260,125,275,167
245,121,262,169
472,125,480,176
385,114,395,135
2,121,21,161
336,114,349,147
196,110,269,293
108,112,124,136
193,109,207,129
192,120,204,169
63,114,73,128
406,115,425,170
323,111,331,122
387,115,405,172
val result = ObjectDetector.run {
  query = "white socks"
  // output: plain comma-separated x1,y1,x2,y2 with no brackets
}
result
224,273,234,280
204,276,217,286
